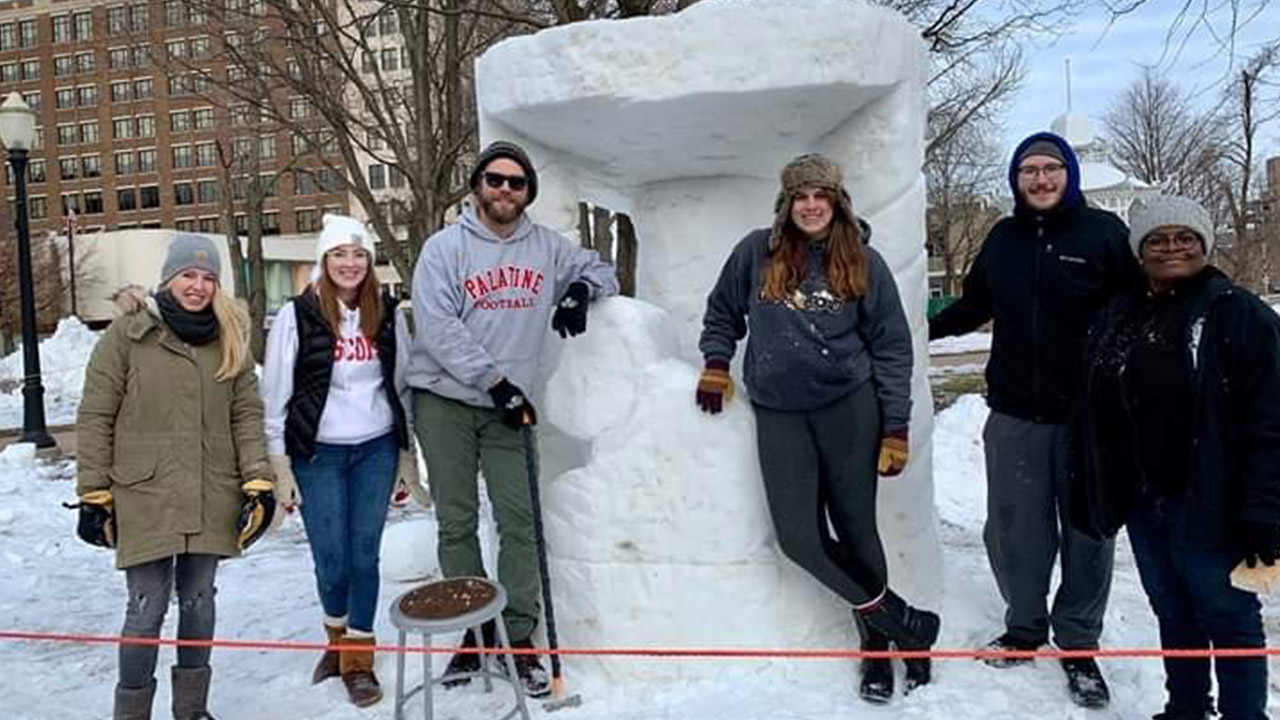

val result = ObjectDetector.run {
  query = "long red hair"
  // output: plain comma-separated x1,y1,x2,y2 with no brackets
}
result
315,261,383,338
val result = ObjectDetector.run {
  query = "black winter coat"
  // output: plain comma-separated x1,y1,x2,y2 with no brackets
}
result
929,204,1137,423
1070,268,1280,549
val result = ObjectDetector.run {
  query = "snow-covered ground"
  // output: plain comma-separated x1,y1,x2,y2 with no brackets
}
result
1,326,1277,720
928,332,991,356
3,413,1277,718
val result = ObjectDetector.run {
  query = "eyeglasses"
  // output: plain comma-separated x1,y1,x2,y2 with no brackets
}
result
1017,163,1066,179
482,171,528,192
1143,232,1201,253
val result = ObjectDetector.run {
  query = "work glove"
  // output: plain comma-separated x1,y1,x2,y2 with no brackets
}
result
65,490,116,548
392,449,421,508
269,454,300,511
1240,521,1280,568
237,479,277,551
877,427,909,477
488,379,537,429
695,359,734,414
551,281,591,339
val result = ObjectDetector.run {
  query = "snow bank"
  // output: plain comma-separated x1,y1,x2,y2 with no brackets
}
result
0,316,100,429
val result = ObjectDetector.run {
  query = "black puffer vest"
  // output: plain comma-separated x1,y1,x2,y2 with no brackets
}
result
283,289,408,459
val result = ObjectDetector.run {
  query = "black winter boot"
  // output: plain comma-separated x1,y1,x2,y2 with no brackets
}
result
853,612,894,704
902,651,932,694
858,590,940,652
442,621,497,689
113,680,156,720
1061,657,1110,709
171,666,217,720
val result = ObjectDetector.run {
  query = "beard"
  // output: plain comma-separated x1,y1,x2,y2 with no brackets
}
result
479,192,526,225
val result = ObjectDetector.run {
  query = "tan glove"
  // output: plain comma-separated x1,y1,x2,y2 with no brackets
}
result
393,449,432,509
269,454,300,511
876,428,909,477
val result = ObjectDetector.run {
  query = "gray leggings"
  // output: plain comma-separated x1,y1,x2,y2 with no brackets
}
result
754,382,887,608
119,553,219,689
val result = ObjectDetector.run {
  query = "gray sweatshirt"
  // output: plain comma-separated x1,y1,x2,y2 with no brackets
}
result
699,224,913,428
406,206,619,407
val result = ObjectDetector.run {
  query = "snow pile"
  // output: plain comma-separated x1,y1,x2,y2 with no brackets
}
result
0,316,100,428
929,332,992,356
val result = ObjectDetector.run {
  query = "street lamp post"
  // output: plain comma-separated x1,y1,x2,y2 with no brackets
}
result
1,92,55,448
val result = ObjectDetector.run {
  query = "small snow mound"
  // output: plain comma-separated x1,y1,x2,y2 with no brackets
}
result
380,518,440,582
0,443,37,467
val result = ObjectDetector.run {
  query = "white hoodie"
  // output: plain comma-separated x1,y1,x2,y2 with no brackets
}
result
261,299,394,456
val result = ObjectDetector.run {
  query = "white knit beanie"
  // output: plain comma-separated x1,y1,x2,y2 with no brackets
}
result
1127,195,1215,259
311,214,377,282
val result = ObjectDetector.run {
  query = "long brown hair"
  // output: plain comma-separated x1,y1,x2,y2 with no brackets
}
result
761,195,868,301
315,261,383,338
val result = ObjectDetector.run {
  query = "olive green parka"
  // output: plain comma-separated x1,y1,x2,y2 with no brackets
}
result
76,302,271,569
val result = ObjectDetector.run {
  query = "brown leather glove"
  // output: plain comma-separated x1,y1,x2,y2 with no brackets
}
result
877,427,909,477
696,359,735,414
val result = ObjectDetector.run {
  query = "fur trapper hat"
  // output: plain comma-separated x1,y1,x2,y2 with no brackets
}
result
771,154,856,249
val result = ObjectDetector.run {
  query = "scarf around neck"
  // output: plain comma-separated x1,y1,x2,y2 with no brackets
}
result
156,289,220,346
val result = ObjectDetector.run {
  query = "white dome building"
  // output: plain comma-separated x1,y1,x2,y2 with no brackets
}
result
1051,111,1161,223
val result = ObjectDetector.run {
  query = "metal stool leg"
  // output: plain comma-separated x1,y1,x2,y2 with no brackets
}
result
478,624,493,693
395,628,407,720
423,633,433,720
494,618,531,720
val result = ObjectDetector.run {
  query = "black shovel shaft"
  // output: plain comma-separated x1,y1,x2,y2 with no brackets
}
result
523,425,563,680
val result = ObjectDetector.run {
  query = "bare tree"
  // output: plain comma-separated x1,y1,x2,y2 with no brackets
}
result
926,117,1005,296
1101,67,1224,197
1207,47,1280,292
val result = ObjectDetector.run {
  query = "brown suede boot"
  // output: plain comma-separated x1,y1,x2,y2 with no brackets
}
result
113,680,155,720
312,624,345,684
339,635,382,707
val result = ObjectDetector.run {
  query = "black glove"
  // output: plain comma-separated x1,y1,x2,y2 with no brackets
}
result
551,281,590,339
488,379,537,429
237,479,277,551
65,490,116,548
1241,521,1280,568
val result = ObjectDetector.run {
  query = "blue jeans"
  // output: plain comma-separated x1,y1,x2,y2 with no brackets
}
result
1127,499,1268,720
293,432,398,633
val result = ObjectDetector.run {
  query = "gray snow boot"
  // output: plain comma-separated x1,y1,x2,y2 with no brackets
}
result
171,666,217,720
113,680,156,720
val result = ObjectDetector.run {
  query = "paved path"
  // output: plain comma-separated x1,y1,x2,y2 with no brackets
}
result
0,423,76,457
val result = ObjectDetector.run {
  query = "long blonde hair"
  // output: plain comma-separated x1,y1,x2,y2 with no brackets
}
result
211,290,249,381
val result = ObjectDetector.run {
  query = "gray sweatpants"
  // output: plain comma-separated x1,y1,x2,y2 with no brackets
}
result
119,553,219,689
754,383,887,608
982,411,1114,649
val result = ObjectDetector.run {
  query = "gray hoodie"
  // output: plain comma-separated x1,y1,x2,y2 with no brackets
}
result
406,206,619,407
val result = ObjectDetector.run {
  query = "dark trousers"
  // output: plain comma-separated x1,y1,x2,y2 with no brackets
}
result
119,553,219,689
1127,499,1268,720
754,383,887,608
982,411,1113,648
293,432,399,633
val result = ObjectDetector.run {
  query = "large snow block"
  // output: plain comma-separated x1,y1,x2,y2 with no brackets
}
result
477,0,942,683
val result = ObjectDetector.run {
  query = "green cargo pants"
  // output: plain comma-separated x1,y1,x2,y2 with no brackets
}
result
412,389,540,642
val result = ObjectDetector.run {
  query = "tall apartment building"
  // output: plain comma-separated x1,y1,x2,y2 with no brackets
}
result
0,0,348,241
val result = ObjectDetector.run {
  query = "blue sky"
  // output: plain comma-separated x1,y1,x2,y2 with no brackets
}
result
1001,1,1278,158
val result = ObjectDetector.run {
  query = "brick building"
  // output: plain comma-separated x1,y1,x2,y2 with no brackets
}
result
0,0,348,241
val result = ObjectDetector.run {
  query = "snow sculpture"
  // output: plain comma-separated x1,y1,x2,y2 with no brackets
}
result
475,0,940,683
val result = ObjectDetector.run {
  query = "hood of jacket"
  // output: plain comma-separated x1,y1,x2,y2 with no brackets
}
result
458,205,536,245
1008,131,1085,217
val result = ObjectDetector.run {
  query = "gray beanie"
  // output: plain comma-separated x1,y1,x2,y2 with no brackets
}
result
1127,195,1215,259
1017,139,1066,166
160,233,222,285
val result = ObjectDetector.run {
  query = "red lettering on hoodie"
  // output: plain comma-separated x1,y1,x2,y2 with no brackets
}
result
462,265,545,309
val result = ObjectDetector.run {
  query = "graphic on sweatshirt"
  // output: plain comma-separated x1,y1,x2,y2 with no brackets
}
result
334,335,379,362
762,287,847,314
464,264,545,311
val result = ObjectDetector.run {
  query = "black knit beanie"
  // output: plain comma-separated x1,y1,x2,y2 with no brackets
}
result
470,140,538,204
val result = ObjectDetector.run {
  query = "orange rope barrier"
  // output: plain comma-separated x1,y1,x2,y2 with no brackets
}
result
1,630,1276,661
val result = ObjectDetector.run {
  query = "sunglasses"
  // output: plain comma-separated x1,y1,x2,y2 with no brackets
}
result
482,171,528,192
